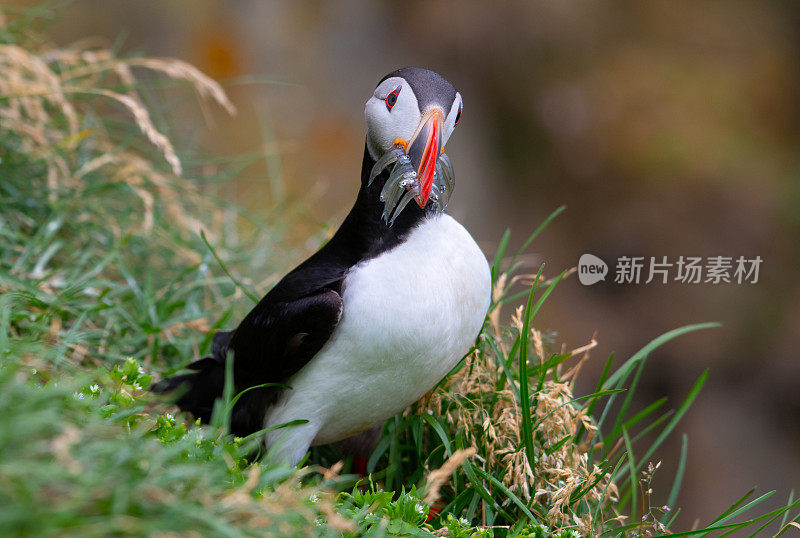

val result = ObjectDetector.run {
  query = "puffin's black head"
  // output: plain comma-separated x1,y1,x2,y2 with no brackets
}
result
365,67,462,219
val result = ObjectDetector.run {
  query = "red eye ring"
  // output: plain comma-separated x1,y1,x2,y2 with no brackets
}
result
385,86,401,110
454,103,462,126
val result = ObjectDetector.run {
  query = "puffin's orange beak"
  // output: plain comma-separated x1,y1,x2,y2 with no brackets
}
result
406,109,444,208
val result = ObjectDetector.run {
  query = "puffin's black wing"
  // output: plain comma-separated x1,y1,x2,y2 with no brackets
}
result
220,285,342,436
154,266,345,437
230,287,343,382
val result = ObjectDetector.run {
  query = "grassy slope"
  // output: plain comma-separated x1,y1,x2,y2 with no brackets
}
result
1,5,799,537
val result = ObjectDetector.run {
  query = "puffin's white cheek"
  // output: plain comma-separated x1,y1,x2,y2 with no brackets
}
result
364,100,379,133
365,102,394,153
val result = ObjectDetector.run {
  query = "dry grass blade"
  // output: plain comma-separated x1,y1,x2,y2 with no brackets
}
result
424,447,477,505
74,88,182,175
126,57,237,115
0,44,79,135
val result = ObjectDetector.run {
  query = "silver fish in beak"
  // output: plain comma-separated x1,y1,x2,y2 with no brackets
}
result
368,108,455,224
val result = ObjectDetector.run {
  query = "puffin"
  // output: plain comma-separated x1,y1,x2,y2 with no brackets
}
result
155,67,491,465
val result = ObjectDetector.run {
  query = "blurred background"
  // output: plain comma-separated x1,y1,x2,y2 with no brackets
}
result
19,0,799,528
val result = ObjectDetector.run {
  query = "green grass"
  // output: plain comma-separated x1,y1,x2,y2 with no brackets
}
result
2,4,800,536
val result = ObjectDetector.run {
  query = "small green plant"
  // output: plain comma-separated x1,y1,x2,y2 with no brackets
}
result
443,513,494,538
337,482,432,536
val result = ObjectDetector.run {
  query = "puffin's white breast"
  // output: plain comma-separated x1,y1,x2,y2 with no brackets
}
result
264,213,490,456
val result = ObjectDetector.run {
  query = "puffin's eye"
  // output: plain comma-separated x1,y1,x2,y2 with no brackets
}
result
454,103,462,126
385,86,401,111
